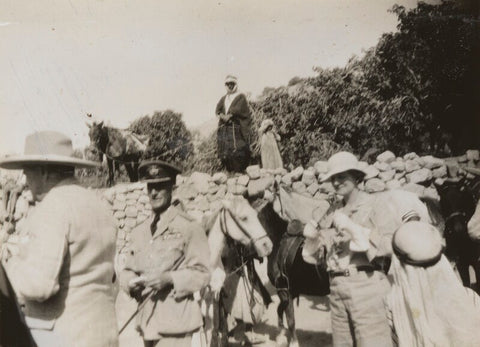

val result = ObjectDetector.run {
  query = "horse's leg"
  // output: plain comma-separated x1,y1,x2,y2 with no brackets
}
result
107,158,114,187
276,290,290,347
285,295,299,347
124,163,136,183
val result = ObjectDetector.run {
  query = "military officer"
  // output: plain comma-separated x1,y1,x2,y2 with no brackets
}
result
119,160,210,347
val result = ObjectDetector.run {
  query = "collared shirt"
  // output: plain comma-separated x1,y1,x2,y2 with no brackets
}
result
119,204,210,340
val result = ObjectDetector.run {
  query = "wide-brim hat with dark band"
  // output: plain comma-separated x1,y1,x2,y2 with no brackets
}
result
321,151,367,182
0,131,100,170
392,221,443,268
138,160,181,183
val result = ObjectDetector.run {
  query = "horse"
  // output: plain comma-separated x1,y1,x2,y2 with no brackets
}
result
87,121,148,186
435,177,480,292
252,186,331,347
203,196,273,347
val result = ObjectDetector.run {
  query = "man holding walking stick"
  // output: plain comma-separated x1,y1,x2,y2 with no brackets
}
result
119,160,210,347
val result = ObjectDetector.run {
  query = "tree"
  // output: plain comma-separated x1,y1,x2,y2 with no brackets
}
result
129,110,194,169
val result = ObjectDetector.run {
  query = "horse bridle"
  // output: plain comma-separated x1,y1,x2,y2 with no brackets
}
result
218,207,269,247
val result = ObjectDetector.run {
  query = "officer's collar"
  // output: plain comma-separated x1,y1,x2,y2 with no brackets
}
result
152,205,180,238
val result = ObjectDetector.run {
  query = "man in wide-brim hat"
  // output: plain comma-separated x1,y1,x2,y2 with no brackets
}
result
118,160,210,347
0,131,119,347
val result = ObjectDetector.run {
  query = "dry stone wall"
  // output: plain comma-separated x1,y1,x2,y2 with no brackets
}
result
1,150,479,256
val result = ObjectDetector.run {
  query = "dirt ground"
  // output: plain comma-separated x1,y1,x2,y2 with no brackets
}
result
116,292,333,347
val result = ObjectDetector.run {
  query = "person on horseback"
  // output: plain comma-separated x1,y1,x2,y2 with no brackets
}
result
118,160,210,347
303,151,430,347
216,75,252,173
0,131,119,347
387,220,480,347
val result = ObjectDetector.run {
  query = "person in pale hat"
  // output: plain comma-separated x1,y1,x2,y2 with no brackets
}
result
304,151,430,347
118,160,210,347
0,131,119,347
386,221,480,346
258,119,283,170
215,75,252,172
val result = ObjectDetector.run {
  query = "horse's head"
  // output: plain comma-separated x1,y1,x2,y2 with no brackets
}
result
221,196,273,257
86,121,106,148
435,179,475,239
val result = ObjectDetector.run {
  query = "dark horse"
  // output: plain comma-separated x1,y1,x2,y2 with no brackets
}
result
87,121,148,186
253,189,330,347
435,177,480,292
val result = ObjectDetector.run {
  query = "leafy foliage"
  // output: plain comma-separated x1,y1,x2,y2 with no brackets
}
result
129,110,194,169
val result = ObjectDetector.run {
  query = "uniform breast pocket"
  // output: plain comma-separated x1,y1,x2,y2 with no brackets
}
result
151,234,186,269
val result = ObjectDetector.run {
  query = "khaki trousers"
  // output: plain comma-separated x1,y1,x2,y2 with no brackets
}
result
329,271,393,347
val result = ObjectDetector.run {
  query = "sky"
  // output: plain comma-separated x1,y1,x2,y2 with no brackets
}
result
0,0,427,155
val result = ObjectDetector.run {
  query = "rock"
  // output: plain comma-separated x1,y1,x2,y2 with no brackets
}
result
406,168,432,184
115,185,129,194
237,175,250,186
226,177,237,187
125,199,137,206
402,183,425,197
189,172,211,194
274,167,288,176
306,182,320,195
246,165,261,179
189,210,204,223
232,185,247,196
22,190,34,203
291,167,304,181
194,195,210,211
378,170,395,182
210,200,223,212
126,192,140,201
208,184,220,195
390,160,405,172
144,203,152,211
394,172,406,180
125,218,137,229
112,201,127,211
376,151,396,163
365,178,386,193
115,193,126,202
314,192,329,200
212,172,228,184
117,229,126,241
358,161,369,170
206,193,217,203
248,176,274,198
386,180,402,190
313,161,329,175
432,165,447,179
421,156,444,169
414,157,425,167
301,170,316,186
13,197,29,221
364,166,380,179
175,183,198,200
403,152,418,160
214,185,227,199
398,177,406,184
176,175,187,185
125,206,137,218
292,181,307,194
405,160,421,173
466,149,480,161
281,173,293,186
138,195,150,204
129,182,145,191
457,155,468,163
137,214,149,224
318,182,335,194
358,181,365,191
374,162,391,172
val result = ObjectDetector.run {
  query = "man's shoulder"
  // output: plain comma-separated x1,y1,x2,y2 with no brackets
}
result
169,205,203,232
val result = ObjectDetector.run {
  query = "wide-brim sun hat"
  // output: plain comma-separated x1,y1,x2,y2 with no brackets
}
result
320,151,367,182
259,119,274,133
0,131,100,170
138,160,182,183
392,221,443,267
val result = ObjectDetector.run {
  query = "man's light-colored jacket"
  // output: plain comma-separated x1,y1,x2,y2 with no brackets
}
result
4,178,119,347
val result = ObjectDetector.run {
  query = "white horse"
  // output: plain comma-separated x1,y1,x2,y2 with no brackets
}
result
202,196,273,347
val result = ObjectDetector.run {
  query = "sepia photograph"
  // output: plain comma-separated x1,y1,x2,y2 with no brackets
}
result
1,0,479,346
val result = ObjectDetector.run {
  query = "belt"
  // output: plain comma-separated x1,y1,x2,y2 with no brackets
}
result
328,265,375,278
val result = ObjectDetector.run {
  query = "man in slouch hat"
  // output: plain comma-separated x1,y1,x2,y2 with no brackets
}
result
0,131,119,347
119,160,210,347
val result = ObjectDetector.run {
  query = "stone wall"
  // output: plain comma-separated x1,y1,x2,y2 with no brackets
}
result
1,149,479,256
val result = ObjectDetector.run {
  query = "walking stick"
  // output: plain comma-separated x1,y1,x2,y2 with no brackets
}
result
118,290,154,335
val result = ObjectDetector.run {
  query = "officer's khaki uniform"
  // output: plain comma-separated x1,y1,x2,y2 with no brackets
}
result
119,204,210,347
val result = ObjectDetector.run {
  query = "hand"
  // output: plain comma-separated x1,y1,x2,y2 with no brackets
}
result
142,271,173,291
128,276,146,302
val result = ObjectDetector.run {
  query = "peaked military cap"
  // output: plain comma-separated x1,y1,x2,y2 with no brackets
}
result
138,160,181,183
